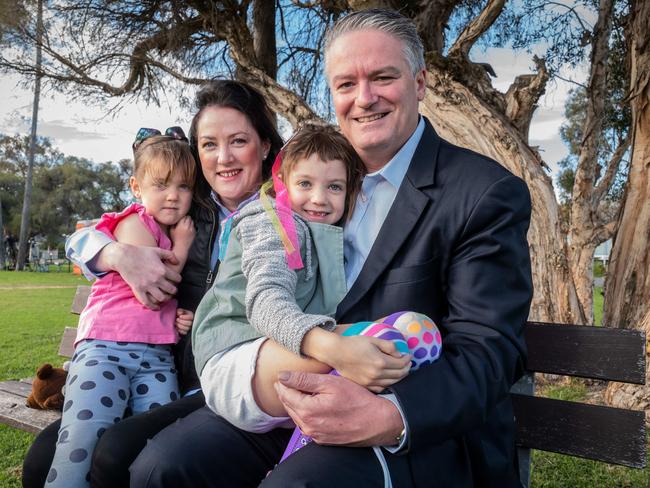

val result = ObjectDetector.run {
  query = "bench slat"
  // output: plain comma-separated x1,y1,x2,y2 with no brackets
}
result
58,327,77,358
512,394,647,468
70,285,91,315
0,379,33,398
0,390,61,434
524,322,646,384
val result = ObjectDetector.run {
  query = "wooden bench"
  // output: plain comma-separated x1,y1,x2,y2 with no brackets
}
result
512,322,647,486
0,286,90,433
0,291,646,481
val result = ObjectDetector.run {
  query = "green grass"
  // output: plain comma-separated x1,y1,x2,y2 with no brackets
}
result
0,272,647,487
0,270,86,487
594,285,604,326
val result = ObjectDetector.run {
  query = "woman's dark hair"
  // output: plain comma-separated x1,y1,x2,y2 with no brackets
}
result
189,80,284,204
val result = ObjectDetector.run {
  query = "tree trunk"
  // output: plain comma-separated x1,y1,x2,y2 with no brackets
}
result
603,309,650,422
0,194,5,270
16,0,43,271
603,0,650,412
566,0,615,325
567,238,597,324
422,69,584,323
252,0,277,79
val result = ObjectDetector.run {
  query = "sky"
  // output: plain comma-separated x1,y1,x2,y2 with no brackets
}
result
0,46,586,176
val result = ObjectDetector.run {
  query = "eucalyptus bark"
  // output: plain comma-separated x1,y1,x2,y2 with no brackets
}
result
603,0,650,330
603,0,650,413
566,0,616,324
422,70,583,323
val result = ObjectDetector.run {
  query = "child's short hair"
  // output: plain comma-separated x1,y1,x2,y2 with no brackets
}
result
279,124,365,222
133,136,196,189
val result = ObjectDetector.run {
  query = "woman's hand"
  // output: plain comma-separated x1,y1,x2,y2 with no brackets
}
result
104,242,181,310
326,335,411,392
175,308,194,336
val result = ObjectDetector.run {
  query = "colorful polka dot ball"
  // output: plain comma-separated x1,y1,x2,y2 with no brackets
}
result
381,311,442,370
341,321,409,356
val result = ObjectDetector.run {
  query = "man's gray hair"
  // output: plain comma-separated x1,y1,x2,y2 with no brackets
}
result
324,8,425,75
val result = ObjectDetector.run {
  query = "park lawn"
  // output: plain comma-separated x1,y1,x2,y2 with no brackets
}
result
0,272,647,487
594,285,604,325
0,270,88,487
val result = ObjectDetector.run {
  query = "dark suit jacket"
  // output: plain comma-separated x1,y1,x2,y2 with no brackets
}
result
336,118,533,487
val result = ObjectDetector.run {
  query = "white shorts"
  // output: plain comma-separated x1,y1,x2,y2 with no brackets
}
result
200,337,295,433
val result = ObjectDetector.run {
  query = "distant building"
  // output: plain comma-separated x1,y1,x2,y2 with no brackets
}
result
594,239,612,264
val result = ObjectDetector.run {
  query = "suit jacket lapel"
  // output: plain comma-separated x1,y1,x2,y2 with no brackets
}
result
337,118,440,318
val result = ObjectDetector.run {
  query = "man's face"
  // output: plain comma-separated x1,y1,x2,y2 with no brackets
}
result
325,29,426,172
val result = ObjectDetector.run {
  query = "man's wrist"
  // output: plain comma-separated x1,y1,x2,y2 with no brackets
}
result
378,393,410,453
375,395,405,446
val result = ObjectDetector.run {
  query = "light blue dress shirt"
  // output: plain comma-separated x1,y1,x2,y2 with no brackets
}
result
340,118,425,456
344,117,425,289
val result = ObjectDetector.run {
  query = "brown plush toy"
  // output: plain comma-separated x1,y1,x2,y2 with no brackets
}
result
26,363,68,410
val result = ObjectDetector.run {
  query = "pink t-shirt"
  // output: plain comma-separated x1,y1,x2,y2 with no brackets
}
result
75,203,179,346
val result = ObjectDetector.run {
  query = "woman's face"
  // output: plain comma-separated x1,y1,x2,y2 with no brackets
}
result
196,106,270,211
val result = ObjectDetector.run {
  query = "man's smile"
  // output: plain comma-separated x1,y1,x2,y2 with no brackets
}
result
354,113,388,123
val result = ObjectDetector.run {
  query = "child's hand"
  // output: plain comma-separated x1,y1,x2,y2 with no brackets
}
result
170,216,195,245
327,335,411,392
175,308,194,336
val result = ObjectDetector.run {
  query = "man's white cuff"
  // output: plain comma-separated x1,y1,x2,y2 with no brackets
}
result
380,392,409,453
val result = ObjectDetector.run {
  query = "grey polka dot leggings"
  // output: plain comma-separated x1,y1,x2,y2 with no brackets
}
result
45,339,179,488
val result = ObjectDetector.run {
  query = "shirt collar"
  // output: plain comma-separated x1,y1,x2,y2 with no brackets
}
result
366,116,425,189
211,191,260,221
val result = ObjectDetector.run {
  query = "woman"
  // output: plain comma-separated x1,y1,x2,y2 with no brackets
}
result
22,79,284,488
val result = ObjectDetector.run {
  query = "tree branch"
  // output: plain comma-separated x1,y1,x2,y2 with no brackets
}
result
238,64,319,126
593,134,631,203
448,0,505,59
253,0,277,79
406,0,457,54
504,56,549,139
572,0,614,201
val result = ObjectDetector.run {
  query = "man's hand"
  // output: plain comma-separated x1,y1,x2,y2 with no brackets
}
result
175,308,194,335
275,371,404,447
104,242,181,310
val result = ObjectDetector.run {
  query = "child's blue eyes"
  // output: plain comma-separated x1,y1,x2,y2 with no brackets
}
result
295,181,345,192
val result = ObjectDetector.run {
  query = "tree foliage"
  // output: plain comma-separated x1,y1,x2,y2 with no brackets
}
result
0,134,130,245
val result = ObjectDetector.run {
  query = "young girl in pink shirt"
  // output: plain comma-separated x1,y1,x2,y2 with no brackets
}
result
45,127,196,488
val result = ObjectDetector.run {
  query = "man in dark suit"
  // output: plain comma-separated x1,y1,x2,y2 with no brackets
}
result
265,8,533,487
128,8,532,488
